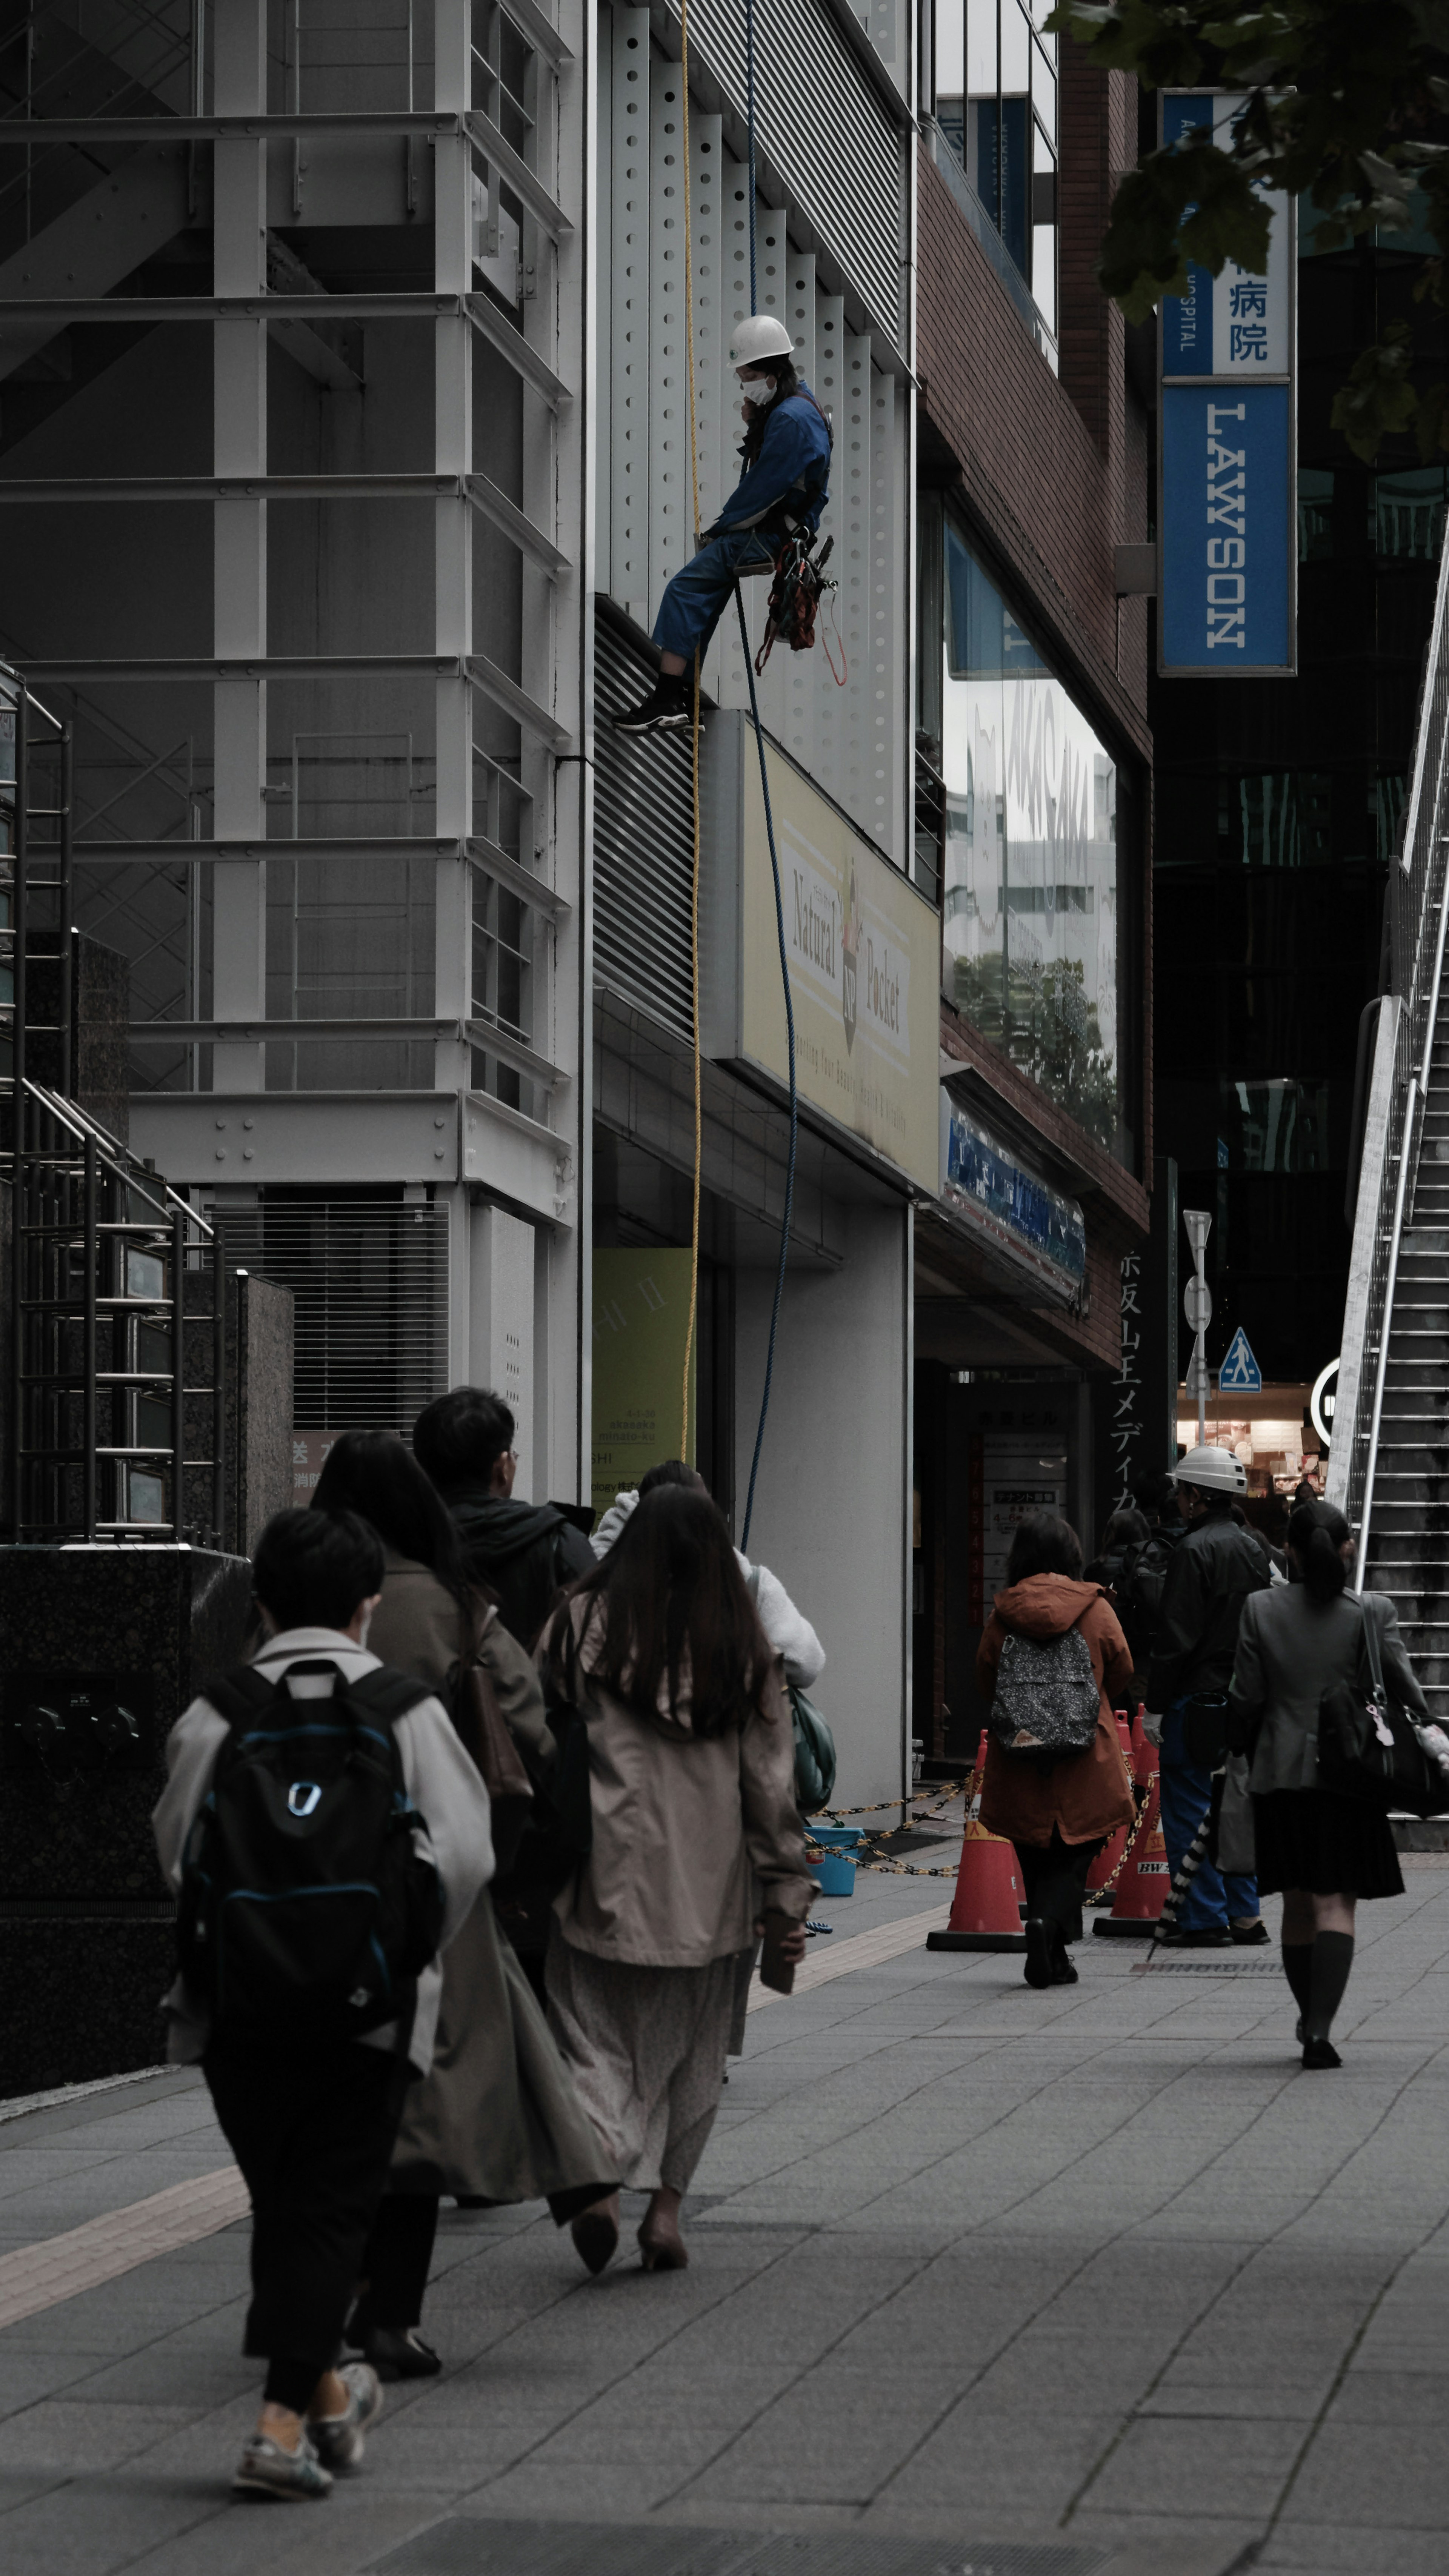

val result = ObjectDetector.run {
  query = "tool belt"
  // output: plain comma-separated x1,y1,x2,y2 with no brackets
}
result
754,531,838,674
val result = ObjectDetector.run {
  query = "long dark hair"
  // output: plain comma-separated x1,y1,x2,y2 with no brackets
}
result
545,1485,773,1738
741,356,801,470
1006,1510,1084,1584
1286,1496,1351,1603
312,1429,471,1608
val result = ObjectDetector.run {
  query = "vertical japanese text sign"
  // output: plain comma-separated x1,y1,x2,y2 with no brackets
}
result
1158,91,1297,677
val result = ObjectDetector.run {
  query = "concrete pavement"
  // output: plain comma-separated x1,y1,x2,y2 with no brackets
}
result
3,1860,1449,2575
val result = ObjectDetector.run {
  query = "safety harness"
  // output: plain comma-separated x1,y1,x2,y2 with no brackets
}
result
754,530,846,679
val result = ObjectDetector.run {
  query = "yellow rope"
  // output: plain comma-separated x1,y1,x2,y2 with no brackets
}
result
679,0,703,1460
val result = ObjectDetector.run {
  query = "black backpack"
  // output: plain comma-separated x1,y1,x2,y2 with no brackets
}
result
1117,1535,1174,1638
177,1659,445,2049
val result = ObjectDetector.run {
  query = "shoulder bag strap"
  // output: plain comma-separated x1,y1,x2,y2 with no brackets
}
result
1358,1593,1387,1700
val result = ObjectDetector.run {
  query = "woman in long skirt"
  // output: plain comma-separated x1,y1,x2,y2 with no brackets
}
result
538,1484,815,2273
1229,1496,1425,2070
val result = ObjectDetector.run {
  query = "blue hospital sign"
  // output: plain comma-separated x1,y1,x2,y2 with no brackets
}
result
1161,385,1293,670
1159,90,1296,679
1160,94,1291,378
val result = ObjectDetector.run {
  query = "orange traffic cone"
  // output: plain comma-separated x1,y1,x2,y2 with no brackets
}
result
1131,1705,1155,1793
1093,1771,1169,1937
1085,1712,1135,1900
927,1732,1027,1952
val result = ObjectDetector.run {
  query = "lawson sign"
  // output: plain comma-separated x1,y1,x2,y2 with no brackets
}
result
1159,89,1296,679
1161,384,1292,670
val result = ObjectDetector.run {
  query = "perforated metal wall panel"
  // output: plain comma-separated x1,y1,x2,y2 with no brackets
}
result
593,615,698,1044
685,0,906,343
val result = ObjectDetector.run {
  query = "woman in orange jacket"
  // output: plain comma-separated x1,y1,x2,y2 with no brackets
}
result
977,1511,1135,1989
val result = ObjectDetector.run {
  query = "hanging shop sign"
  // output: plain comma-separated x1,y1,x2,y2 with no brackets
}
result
938,1096,1086,1302
702,710,940,1194
1158,90,1296,678
590,1247,697,1524
1310,1356,1339,1451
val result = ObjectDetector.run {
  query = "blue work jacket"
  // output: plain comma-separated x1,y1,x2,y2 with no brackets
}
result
707,387,832,539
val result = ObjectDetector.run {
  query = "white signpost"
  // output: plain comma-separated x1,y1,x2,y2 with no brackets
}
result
1183,1209,1213,1447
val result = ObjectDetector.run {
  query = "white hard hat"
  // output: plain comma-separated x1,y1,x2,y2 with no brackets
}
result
1171,1443,1248,1495
729,313,793,368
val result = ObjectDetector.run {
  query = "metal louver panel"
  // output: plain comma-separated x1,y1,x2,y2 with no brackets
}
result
683,0,904,344
215,1194,449,1430
593,615,697,1044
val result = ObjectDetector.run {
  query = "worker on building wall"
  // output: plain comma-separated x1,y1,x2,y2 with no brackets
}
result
615,314,832,736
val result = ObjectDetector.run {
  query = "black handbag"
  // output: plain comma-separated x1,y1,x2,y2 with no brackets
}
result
1317,1597,1441,1816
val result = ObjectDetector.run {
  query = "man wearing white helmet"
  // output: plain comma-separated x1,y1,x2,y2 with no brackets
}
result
615,312,833,735
1145,1444,1272,1949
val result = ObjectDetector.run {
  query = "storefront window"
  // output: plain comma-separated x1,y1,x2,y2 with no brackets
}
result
939,518,1123,1154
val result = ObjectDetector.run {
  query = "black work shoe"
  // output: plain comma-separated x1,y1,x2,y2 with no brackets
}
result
613,678,691,734
1231,1918,1270,1946
360,2327,441,2382
1161,1925,1231,1950
1023,1918,1054,1989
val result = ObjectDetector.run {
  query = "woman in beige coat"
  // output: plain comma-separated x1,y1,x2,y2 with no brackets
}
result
538,1484,815,2275
311,1433,614,2375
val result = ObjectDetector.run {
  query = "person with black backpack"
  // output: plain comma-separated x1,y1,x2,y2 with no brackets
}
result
977,1511,1135,1989
152,1508,493,2502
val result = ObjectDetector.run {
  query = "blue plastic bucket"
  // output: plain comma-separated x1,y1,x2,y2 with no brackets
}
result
810,1851,857,1895
809,1824,866,1853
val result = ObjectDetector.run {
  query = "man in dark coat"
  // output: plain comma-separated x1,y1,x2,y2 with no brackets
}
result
1146,1443,1272,1948
412,1388,595,1650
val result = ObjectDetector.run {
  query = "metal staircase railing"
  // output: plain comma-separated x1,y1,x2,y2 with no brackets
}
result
1327,538,1449,1568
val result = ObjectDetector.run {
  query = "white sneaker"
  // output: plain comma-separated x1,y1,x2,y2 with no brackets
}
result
309,2361,384,2473
232,2429,333,2500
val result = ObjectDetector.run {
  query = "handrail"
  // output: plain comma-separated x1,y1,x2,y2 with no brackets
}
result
14,1077,214,1241
1329,534,1449,1572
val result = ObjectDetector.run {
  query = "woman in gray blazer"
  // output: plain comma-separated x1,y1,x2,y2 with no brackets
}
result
1228,1497,1425,2071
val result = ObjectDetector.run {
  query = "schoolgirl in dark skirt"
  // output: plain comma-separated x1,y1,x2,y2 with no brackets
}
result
1228,1498,1426,2070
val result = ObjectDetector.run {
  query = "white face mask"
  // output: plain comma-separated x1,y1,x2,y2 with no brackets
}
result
739,374,777,409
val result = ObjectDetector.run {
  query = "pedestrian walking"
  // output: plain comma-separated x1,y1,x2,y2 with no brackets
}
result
538,1483,815,2273
591,1459,826,1691
413,1387,596,1648
1083,1505,1154,1692
152,1508,492,2499
977,1510,1135,1989
1144,1445,1272,1948
309,1433,616,2370
1227,1497,1423,2070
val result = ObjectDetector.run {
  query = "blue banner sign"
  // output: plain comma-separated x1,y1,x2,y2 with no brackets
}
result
1159,88,1295,678
1161,383,1292,670
1160,93,1290,379
940,1097,1087,1294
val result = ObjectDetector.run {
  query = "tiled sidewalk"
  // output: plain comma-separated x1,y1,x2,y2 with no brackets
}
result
2,1864,1449,2576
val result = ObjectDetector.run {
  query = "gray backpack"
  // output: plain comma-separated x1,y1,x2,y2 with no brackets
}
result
990,1627,1099,1759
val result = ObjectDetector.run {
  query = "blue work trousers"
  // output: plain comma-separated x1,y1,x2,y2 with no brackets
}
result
1159,1702,1258,1929
652,529,775,661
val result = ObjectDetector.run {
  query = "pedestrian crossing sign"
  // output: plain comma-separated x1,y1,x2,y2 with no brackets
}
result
1218,1327,1262,1394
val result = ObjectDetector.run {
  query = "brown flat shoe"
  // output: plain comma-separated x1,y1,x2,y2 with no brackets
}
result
570,2207,619,2275
638,2222,688,2272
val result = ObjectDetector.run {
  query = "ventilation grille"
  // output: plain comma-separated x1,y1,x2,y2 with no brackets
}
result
215,1195,449,1432
686,0,904,342
593,615,697,1045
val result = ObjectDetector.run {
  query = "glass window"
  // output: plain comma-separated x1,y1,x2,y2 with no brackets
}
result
1220,1077,1331,1174
1220,773,1333,868
940,519,1124,1156
1298,467,1334,563
1374,466,1446,560
937,0,1057,352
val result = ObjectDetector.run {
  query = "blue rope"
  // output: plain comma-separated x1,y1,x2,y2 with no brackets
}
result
735,0,795,1553
737,582,797,1555
746,0,757,308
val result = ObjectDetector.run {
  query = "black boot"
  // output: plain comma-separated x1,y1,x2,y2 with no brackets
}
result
614,674,691,734
1024,1918,1053,1989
